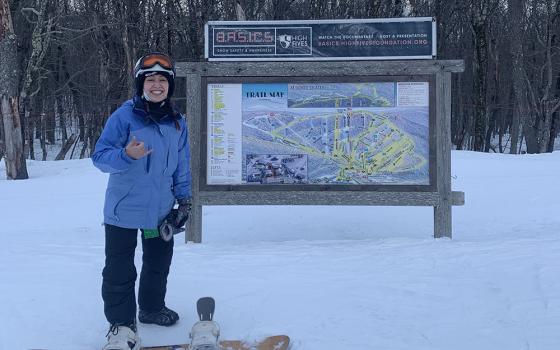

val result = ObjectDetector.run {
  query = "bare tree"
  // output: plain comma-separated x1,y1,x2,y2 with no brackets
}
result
468,0,497,152
0,0,28,179
19,0,56,160
522,0,560,153
0,114,4,162
508,0,527,153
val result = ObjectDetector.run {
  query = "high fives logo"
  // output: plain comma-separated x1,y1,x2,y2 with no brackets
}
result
278,34,292,49
276,28,312,55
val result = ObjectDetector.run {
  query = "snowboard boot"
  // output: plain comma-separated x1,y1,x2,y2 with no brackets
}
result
138,306,179,326
103,324,140,350
190,320,221,350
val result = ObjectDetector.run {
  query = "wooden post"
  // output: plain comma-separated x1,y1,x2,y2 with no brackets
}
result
186,72,203,243
434,71,453,238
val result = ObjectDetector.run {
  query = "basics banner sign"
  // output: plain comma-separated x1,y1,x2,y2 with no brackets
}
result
205,18,436,61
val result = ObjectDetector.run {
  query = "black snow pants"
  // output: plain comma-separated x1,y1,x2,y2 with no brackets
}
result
102,224,174,326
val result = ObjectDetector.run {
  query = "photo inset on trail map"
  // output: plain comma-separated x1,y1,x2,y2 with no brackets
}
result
246,154,308,184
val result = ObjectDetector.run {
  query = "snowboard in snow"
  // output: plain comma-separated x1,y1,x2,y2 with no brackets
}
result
141,297,289,350
139,335,290,350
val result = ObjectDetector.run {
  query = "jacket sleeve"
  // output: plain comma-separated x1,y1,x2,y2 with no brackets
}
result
91,110,136,173
173,118,192,200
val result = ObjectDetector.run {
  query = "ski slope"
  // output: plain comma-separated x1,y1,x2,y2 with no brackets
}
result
0,151,559,350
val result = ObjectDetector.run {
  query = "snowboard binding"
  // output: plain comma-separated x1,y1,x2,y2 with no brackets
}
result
190,297,221,350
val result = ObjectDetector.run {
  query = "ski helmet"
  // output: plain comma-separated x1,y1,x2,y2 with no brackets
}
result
134,52,176,97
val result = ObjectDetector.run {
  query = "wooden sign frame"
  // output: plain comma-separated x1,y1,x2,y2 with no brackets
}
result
176,60,464,242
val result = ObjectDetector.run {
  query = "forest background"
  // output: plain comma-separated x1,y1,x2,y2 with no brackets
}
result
1,0,559,179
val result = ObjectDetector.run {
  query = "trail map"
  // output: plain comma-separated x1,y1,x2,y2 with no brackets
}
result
207,82,429,185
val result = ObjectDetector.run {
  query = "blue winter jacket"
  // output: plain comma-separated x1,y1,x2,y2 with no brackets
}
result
92,97,192,229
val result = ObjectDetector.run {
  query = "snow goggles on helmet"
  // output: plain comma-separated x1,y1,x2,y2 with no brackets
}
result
135,53,175,78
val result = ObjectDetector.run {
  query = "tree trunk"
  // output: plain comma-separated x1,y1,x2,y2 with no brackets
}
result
547,112,558,152
509,33,524,154
55,133,77,160
0,0,28,179
471,18,489,152
524,122,539,153
46,107,55,145
18,0,53,161
536,37,556,152
39,111,47,161
56,48,68,144
70,130,79,159
485,38,500,153
236,1,246,20
25,108,35,160
522,0,560,153
539,102,559,153
392,0,404,17
0,115,4,162
453,74,467,150
80,113,93,159
118,1,137,97
58,100,68,143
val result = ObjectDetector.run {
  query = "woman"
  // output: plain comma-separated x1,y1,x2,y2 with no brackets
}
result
92,52,191,350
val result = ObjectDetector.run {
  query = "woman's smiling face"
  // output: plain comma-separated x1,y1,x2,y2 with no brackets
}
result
143,74,169,102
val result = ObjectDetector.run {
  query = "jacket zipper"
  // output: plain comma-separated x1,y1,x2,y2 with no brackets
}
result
147,116,165,174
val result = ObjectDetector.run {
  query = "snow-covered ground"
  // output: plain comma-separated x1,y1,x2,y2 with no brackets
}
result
0,151,559,350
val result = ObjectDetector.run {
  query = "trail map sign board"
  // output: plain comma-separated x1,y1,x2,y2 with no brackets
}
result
177,60,465,243
205,18,436,61
205,79,433,187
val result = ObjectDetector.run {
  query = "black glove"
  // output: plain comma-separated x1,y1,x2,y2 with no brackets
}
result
159,198,192,241
175,197,192,228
